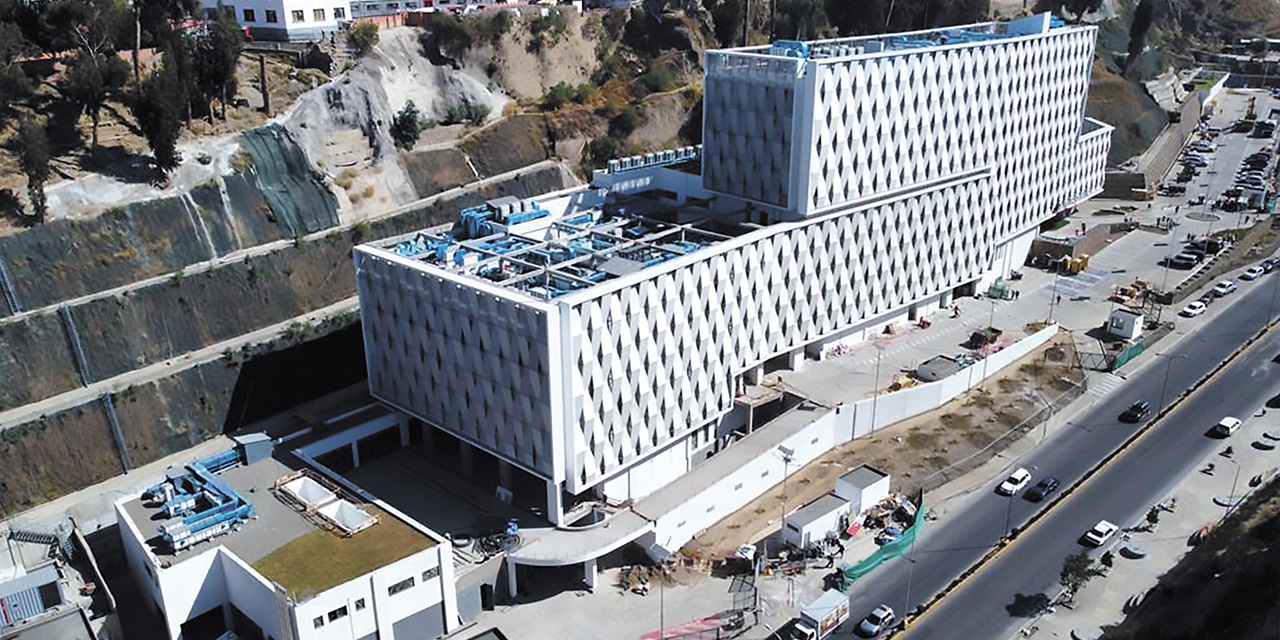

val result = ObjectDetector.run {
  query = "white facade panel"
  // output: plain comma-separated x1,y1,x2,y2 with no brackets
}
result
564,176,990,491
356,250,558,479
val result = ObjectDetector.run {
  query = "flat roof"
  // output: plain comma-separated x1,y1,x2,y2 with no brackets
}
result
790,494,850,524
838,465,889,489
122,456,435,601
367,190,759,302
710,13,1065,62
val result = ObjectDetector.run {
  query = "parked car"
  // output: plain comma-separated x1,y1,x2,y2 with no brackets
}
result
1119,400,1152,423
1212,416,1242,437
856,605,897,638
1242,266,1266,281
1082,520,1119,547
1180,300,1208,317
1264,258,1280,273
1024,477,1061,502
997,468,1032,495
1212,280,1238,296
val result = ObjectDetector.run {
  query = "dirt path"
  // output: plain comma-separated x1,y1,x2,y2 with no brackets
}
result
684,336,1084,560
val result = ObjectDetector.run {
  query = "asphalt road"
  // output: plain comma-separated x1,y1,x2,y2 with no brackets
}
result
838,269,1280,638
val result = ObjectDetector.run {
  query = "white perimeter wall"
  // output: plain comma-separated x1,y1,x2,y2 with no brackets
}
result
293,545,445,640
649,323,1059,553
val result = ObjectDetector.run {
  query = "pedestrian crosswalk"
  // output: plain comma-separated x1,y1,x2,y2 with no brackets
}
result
1087,372,1126,399
1047,268,1111,301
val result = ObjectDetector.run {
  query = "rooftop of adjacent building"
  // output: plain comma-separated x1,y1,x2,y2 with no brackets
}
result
363,163,778,303
710,12,1073,62
120,452,436,601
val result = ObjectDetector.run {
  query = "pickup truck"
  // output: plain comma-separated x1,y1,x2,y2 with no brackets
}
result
788,590,850,640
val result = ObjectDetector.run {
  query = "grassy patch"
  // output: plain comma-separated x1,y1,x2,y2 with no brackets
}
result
253,506,434,600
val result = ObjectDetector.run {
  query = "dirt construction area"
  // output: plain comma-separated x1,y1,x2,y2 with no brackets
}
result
685,334,1086,560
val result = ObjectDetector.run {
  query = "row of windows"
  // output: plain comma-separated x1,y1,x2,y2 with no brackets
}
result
312,599,365,628
234,6,350,23
386,567,442,597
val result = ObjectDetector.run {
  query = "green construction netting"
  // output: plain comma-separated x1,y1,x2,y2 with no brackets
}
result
833,497,926,592
240,123,339,239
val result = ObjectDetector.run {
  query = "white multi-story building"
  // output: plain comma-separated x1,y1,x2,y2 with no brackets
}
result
354,13,1111,527
116,433,462,640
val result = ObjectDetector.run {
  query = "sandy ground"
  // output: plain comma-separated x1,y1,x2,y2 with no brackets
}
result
487,10,601,102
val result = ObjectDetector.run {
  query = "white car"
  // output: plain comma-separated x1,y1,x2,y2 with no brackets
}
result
1212,280,1238,297
1241,266,1265,281
856,605,897,637
1083,520,1119,546
1213,416,1242,437
997,468,1032,495
1179,301,1207,317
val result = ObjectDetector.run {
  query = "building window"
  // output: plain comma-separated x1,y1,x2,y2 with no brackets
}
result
364,3,379,10
422,566,440,582
265,9,278,22
221,5,235,16
386,2,397,8
242,8,255,21
291,9,304,21
314,8,325,20
334,7,345,18
388,576,415,595
313,617,324,629
354,598,366,611
403,1,415,6
328,606,348,622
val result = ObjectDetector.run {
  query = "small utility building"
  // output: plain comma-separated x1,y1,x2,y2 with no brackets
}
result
782,495,851,548
834,465,890,515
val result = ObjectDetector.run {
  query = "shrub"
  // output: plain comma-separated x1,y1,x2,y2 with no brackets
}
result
573,83,596,104
349,23,380,56
528,9,569,52
639,64,678,95
543,82,574,110
391,101,423,150
609,105,641,138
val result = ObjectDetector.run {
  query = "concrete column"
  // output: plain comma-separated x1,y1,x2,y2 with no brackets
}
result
460,442,474,476
398,415,410,447
506,558,519,600
499,460,513,489
221,604,234,632
583,558,598,591
350,442,360,468
546,479,564,527
787,348,805,372
422,422,436,455
745,366,763,386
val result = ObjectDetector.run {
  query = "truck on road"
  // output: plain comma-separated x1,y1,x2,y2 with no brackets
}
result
788,590,850,640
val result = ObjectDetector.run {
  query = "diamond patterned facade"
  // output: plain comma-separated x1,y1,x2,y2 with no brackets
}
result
355,13,1113,508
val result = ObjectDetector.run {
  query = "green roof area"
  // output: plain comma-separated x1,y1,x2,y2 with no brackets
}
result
252,505,435,601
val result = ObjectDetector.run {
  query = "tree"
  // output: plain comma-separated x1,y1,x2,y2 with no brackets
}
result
60,51,130,149
0,21,34,114
775,0,831,40
132,59,185,171
1124,0,1156,76
194,5,241,119
390,101,422,150
1059,551,1106,595
16,116,50,222
349,22,379,56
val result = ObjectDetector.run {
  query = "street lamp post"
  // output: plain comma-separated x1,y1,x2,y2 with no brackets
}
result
1048,270,1062,321
982,300,997,382
1155,353,1188,414
777,445,795,549
870,345,885,431
1220,457,1243,523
